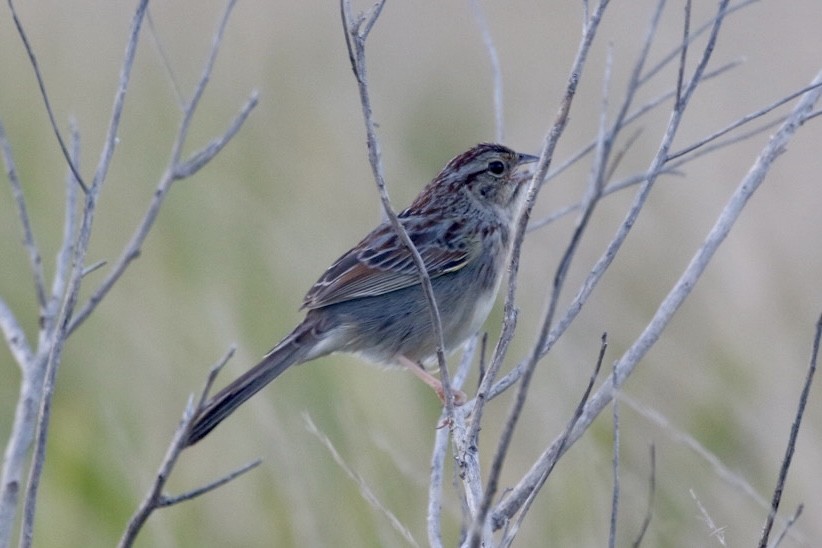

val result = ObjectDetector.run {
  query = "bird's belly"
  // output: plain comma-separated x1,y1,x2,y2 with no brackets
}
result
316,247,506,369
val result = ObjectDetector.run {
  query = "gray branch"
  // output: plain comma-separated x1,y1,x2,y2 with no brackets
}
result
492,65,822,530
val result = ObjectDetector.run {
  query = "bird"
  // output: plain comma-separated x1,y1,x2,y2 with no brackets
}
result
184,143,538,446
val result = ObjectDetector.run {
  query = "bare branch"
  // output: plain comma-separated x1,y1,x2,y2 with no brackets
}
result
608,361,620,548
690,489,727,546
67,0,255,336
0,120,81,545
637,0,758,88
772,504,804,548
427,423,448,548
499,333,608,546
527,57,742,234
631,445,656,548
119,346,241,548
194,344,237,411
305,414,420,548
339,0,459,415
488,0,731,409
158,458,262,508
470,0,504,142
0,299,33,369
757,313,821,548
169,0,238,168
428,336,479,548
174,91,259,179
118,396,196,548
492,65,822,529
674,0,691,109
529,70,798,236
1,0,253,544
668,81,822,162
6,0,87,193
52,122,81,307
19,4,151,545
146,7,185,109
0,122,47,309
467,3,613,543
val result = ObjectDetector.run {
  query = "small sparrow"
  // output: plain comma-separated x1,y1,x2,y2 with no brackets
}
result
185,143,537,446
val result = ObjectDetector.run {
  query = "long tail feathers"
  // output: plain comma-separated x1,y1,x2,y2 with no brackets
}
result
185,329,311,446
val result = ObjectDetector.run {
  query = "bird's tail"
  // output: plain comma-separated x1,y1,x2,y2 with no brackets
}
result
185,322,316,446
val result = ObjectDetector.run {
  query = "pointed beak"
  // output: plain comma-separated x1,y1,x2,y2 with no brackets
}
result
516,152,540,165
513,152,539,181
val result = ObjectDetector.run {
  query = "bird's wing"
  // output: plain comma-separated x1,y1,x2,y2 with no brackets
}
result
301,221,478,310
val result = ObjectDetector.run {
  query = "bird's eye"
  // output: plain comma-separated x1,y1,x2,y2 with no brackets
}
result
488,160,505,175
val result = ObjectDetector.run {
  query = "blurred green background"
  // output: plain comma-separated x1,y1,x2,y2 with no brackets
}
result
2,0,822,546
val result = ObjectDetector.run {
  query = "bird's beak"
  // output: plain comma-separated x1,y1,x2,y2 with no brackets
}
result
514,153,539,180
517,152,540,165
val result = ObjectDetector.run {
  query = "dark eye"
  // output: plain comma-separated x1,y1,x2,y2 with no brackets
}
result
488,160,506,175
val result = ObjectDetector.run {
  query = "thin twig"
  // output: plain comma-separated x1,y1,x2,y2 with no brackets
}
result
526,57,741,234
67,0,255,336
668,81,822,162
429,338,478,547
529,76,793,236
492,63,822,529
19,3,150,545
169,0,238,169
608,361,620,548
675,0,691,109
631,444,656,548
492,2,784,528
0,299,33,369
52,121,81,307
771,504,803,548
305,414,420,548
6,0,87,193
470,0,504,142
196,345,236,411
339,0,459,415
490,0,728,404
439,338,483,526
637,0,757,88
0,122,46,309
467,0,612,540
757,313,821,548
157,459,262,507
174,93,258,178
499,333,608,545
690,489,727,546
119,346,241,548
146,7,185,109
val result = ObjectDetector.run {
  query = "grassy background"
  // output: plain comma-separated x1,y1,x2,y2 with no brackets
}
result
2,0,822,546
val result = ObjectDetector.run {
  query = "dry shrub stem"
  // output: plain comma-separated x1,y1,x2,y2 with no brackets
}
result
493,63,822,532
757,313,821,548
632,444,656,548
330,0,822,545
609,358,621,548
119,348,262,548
6,0,87,193
339,0,459,419
0,0,257,545
2,0,822,546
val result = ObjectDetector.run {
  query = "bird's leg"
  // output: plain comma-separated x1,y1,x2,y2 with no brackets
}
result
397,355,466,405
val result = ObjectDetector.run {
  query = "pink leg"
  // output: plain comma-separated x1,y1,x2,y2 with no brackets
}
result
397,355,466,405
